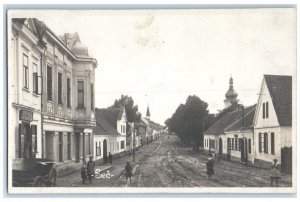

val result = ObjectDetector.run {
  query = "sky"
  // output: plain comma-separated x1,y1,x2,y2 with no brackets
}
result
11,9,296,125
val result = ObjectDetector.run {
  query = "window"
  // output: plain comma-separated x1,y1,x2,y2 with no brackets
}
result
67,133,71,160
91,84,94,110
33,63,38,94
264,133,268,154
231,138,234,150
58,72,63,105
96,141,101,156
258,133,262,153
271,132,275,155
266,102,269,118
23,54,29,89
248,139,251,154
78,81,84,108
47,65,52,101
67,78,71,107
262,103,265,119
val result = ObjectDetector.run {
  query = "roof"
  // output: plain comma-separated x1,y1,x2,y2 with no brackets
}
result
94,107,124,136
205,105,256,135
264,75,292,126
225,105,256,132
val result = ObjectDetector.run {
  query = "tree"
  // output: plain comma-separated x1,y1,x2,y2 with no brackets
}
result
165,95,209,151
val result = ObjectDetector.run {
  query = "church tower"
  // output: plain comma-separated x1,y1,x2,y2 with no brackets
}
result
146,104,151,120
224,77,239,108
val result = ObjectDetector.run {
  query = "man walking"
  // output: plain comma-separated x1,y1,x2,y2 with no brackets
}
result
108,152,113,164
206,154,214,180
86,156,95,184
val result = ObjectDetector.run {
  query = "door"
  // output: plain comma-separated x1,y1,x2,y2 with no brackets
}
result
219,138,223,157
103,139,108,163
227,138,231,160
59,132,63,162
75,133,80,163
240,138,245,162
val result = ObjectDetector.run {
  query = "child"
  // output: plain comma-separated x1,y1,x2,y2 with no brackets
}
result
81,165,87,184
270,159,281,187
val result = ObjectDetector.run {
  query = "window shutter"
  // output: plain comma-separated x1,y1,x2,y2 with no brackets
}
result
264,133,268,154
258,133,262,153
262,103,265,119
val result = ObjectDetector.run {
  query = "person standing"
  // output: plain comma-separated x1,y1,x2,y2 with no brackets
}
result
206,154,214,180
108,152,113,164
125,161,133,184
81,164,87,184
270,159,281,187
86,156,95,184
48,163,57,187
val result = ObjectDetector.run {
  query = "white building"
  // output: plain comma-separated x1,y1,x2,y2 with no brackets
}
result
93,107,127,163
253,75,292,173
10,18,44,170
204,105,256,164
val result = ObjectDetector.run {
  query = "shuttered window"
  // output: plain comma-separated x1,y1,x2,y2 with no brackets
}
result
258,133,262,153
271,132,275,155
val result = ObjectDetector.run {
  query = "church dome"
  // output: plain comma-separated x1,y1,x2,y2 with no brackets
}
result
225,77,238,98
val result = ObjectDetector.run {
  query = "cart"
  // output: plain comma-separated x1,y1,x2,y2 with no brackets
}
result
12,159,56,187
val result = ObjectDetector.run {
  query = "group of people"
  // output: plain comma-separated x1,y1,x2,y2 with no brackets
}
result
80,155,133,185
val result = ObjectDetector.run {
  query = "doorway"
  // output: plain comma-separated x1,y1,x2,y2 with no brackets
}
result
219,138,223,157
103,139,108,163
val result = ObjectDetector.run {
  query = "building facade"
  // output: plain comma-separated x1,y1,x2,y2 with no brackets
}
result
93,107,127,163
10,19,44,170
10,18,98,172
253,75,292,173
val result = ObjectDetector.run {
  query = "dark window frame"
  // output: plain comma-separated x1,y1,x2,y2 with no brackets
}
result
47,65,53,101
67,77,71,108
58,71,63,105
271,132,275,155
77,80,84,108
23,54,29,89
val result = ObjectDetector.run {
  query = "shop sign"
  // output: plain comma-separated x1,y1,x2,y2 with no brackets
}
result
19,110,33,122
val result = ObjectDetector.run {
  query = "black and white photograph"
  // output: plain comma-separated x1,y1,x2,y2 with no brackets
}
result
6,7,296,194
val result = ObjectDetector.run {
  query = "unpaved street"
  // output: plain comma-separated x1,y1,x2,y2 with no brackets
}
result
58,135,292,187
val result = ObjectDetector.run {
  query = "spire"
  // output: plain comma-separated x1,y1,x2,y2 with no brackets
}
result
146,104,151,120
224,76,239,108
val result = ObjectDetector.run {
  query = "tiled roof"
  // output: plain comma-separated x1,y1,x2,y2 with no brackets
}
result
205,105,256,135
225,105,256,132
264,75,292,126
94,107,124,136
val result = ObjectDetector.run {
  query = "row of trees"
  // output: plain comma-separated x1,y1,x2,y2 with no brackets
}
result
165,95,218,151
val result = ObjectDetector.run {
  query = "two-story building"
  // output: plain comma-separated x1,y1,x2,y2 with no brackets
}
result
253,75,292,173
10,18,44,170
10,18,98,174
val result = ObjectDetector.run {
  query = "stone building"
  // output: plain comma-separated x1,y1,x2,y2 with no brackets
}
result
9,18,98,173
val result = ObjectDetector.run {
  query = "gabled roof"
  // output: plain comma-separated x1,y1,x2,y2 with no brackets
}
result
264,75,292,126
225,105,256,132
94,107,125,136
205,105,256,135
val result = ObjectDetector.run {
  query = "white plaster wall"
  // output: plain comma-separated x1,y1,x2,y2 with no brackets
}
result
254,127,281,164
254,79,280,129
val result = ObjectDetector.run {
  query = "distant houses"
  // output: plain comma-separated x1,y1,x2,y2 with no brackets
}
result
204,75,293,173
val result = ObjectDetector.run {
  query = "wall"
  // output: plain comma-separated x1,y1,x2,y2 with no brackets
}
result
254,127,281,164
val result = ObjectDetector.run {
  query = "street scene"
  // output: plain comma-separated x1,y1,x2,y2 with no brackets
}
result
7,9,295,193
57,135,292,187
